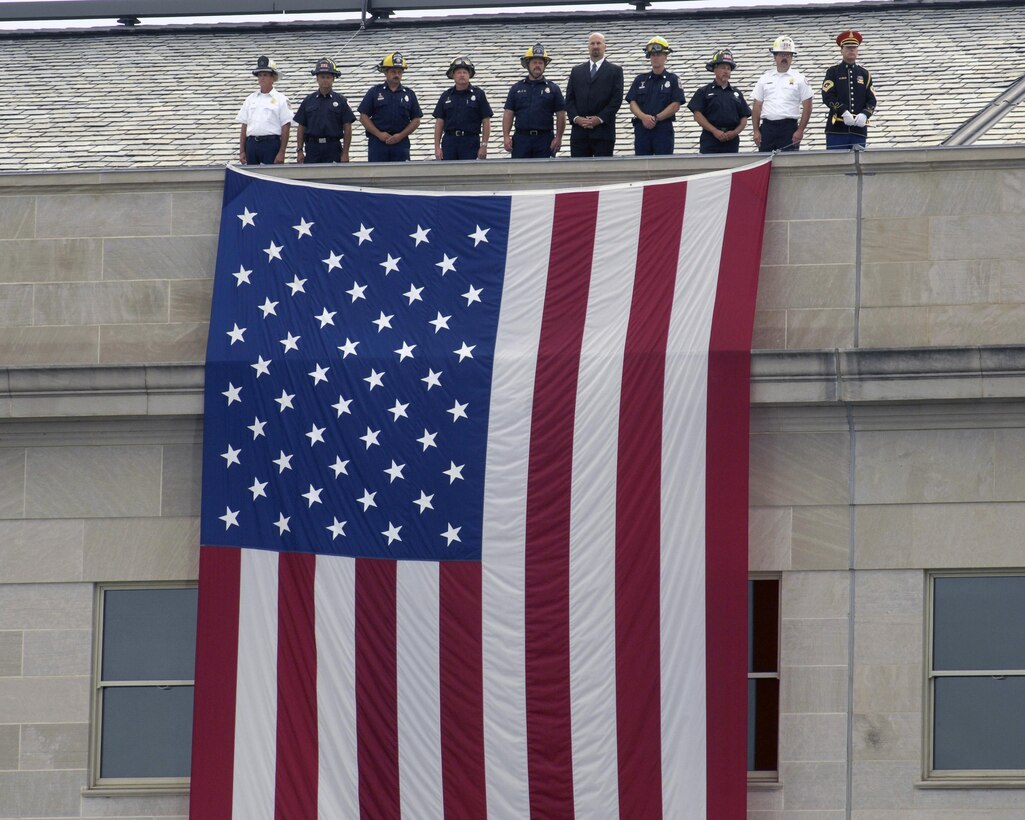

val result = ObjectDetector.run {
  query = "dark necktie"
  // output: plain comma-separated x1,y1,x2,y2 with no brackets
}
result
590,62,597,80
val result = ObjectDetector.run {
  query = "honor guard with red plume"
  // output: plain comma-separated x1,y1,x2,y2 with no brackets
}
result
501,44,567,158
433,57,494,160
357,51,423,162
822,30,876,149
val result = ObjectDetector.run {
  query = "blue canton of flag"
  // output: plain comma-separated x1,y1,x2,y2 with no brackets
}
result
201,169,511,561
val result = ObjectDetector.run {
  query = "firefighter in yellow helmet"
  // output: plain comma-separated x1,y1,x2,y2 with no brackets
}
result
750,35,813,152
625,37,686,155
357,51,423,162
501,44,567,158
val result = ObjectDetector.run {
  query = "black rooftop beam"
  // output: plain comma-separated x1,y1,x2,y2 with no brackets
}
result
0,0,686,19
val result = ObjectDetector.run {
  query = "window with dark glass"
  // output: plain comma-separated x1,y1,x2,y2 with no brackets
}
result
92,585,197,787
748,577,780,777
929,573,1025,777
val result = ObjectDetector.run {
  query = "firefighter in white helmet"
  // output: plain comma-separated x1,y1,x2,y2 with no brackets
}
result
750,35,813,152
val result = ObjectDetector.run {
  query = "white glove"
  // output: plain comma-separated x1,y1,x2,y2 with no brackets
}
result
841,110,856,126
854,113,868,128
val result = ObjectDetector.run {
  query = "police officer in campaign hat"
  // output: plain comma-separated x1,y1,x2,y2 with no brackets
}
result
688,49,751,153
357,51,423,162
433,57,494,160
236,55,293,165
625,36,686,155
502,44,567,158
293,58,356,164
822,30,876,149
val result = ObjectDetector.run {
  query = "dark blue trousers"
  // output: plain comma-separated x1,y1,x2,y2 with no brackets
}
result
245,135,281,164
826,132,867,149
304,140,342,163
441,133,481,160
632,122,675,155
367,138,411,163
512,132,553,159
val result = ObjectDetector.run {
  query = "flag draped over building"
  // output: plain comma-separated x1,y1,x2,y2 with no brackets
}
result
191,160,771,819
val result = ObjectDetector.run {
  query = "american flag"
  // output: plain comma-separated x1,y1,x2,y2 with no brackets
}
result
191,161,771,819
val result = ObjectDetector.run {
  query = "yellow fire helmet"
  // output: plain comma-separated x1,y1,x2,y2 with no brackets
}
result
644,36,672,57
377,51,409,72
520,43,552,69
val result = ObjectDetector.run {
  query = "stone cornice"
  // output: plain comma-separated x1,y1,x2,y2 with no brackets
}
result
4,348,1025,419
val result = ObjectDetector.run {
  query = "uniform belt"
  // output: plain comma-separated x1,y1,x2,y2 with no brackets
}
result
518,129,550,136
763,117,797,123
445,130,476,137
305,136,341,144
247,134,280,142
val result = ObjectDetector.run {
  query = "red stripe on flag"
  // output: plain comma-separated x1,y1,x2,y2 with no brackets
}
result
439,562,486,818
524,190,599,819
275,552,318,820
189,546,241,820
355,558,400,820
705,164,772,818
616,180,689,819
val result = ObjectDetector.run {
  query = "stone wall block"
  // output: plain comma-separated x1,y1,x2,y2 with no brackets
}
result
99,322,208,365
0,769,84,817
25,444,163,518
169,278,213,323
20,723,88,770
0,325,99,366
930,213,1025,262
749,506,791,572
0,632,22,677
36,192,171,238
778,761,847,810
779,712,847,762
858,306,931,348
789,220,855,266
33,281,169,326
782,571,849,620
83,517,199,581
0,448,26,520
752,309,786,350
0,198,35,239
781,665,849,714
853,662,922,714
171,190,223,236
0,724,17,770
0,285,34,328
23,629,91,677
756,264,855,311
862,217,931,264
750,431,850,506
782,618,849,667
861,259,1007,308
0,238,102,284
759,221,788,266
161,443,202,517
0,520,85,582
791,505,849,570
0,677,88,723
0,584,92,630
768,174,857,221
785,308,855,349
852,712,920,762
103,236,218,281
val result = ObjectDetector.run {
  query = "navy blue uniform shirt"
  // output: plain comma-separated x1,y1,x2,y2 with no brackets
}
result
626,70,685,121
687,81,752,150
358,83,423,134
433,85,494,134
293,90,356,138
503,77,566,131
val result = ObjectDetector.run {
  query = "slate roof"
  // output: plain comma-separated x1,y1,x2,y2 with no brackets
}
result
2,0,1024,170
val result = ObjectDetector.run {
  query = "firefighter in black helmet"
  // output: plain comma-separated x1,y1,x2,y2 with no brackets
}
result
293,58,356,163
433,57,495,160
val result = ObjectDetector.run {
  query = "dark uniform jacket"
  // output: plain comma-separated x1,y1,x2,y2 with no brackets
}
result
357,83,423,135
293,90,356,140
821,61,876,136
433,85,494,135
503,77,566,132
626,70,686,122
565,60,624,142
687,81,752,151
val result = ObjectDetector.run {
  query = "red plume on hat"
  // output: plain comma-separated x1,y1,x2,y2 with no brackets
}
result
836,30,863,47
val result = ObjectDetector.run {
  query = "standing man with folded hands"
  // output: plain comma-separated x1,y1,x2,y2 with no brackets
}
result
565,32,624,157
822,30,876,149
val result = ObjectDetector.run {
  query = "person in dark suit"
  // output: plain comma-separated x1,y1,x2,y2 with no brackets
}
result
565,32,624,157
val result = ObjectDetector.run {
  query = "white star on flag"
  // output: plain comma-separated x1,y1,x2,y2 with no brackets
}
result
331,396,353,417
287,276,307,295
293,218,314,238
468,224,489,245
329,456,349,477
413,491,434,513
264,241,283,261
441,523,462,545
315,308,336,328
388,400,409,421
258,297,278,318
347,282,367,302
251,356,271,378
357,489,377,510
280,333,301,353
462,285,483,305
417,429,437,451
302,485,323,507
429,312,451,333
404,284,424,304
447,400,469,422
373,312,394,332
226,324,246,345
394,342,416,361
275,390,295,412
308,364,330,385
421,369,442,390
384,461,406,483
222,383,242,404
233,265,253,286
454,342,476,362
221,445,241,467
338,338,359,358
363,369,384,390
247,417,267,439
273,451,293,473
306,424,326,446
322,251,344,271
248,478,268,499
353,223,374,244
380,254,401,275
382,522,402,544
436,254,458,275
443,461,465,483
237,207,256,227
409,225,431,246
326,518,347,540
220,507,240,528
360,427,380,448
275,514,290,535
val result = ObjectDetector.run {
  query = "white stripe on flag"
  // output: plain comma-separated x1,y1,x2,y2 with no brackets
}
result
396,561,443,819
481,193,555,819
316,555,359,820
233,548,279,820
568,185,643,819
661,174,732,817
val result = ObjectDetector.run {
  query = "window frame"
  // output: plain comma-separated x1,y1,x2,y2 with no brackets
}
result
924,569,1025,785
89,581,197,794
748,572,781,784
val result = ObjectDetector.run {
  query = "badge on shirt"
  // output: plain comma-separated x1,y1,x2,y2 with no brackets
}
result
377,93,385,101
638,82,646,90
270,95,277,103
856,76,865,84
543,86,550,94
333,101,339,107
734,91,740,98
471,94,476,101
404,95,409,102
664,81,670,90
